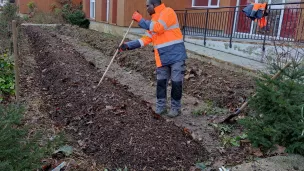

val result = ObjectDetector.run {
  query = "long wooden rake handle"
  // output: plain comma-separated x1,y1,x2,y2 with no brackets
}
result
222,62,292,123
235,62,291,114
97,20,134,87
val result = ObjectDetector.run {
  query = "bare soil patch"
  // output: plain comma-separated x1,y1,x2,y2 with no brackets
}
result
54,25,256,109
20,26,209,170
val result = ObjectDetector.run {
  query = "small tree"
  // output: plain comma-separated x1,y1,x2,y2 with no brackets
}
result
27,1,35,13
0,104,44,170
62,4,89,28
239,40,304,155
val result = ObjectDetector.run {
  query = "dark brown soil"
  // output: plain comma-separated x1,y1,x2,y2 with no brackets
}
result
21,26,208,170
53,25,256,109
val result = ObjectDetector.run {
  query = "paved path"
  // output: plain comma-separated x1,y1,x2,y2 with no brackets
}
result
128,29,266,72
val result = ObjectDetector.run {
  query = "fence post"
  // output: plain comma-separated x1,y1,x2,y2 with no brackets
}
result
12,20,20,101
229,7,237,48
183,10,188,41
262,5,271,52
204,9,209,46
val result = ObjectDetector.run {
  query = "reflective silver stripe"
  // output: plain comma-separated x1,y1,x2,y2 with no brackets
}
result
145,32,152,38
158,8,180,31
167,23,180,30
138,39,144,47
158,19,168,30
149,21,155,31
154,39,183,49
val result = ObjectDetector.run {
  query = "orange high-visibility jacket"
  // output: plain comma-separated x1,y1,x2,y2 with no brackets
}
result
127,3,187,67
243,3,268,28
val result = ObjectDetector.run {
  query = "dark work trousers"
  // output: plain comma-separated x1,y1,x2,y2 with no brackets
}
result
156,60,186,111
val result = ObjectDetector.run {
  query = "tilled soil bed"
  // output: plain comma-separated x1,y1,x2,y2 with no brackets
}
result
53,25,256,109
20,26,208,170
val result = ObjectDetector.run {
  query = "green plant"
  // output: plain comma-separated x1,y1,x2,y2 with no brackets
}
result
192,101,227,116
50,3,57,12
0,52,15,100
22,14,29,21
0,2,18,22
239,58,304,155
54,8,62,16
57,0,72,5
211,123,233,136
62,4,90,28
29,12,66,24
27,1,35,13
211,123,248,147
301,106,304,137
0,103,66,170
221,133,248,147
116,166,128,171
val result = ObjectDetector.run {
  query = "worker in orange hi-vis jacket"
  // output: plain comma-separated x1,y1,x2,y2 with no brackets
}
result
119,0,187,118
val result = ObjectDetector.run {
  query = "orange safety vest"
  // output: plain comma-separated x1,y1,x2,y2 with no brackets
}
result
139,3,187,67
243,3,268,28
253,3,268,28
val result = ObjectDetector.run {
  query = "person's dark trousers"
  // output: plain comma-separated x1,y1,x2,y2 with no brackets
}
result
156,60,185,114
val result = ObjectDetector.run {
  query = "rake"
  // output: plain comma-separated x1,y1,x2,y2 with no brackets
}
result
221,62,292,123
97,20,135,87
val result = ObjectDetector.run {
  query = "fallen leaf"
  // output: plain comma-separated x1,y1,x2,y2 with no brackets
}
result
193,101,199,106
114,110,126,115
105,106,114,110
86,121,93,124
189,166,198,171
217,147,226,154
183,128,191,135
252,147,263,157
152,114,161,120
77,140,85,147
269,144,286,155
197,69,203,76
212,159,225,168
185,74,191,80
189,74,195,78
274,144,286,154
120,104,127,110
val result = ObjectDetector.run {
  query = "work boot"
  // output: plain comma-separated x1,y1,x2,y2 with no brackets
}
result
155,108,167,115
167,109,181,118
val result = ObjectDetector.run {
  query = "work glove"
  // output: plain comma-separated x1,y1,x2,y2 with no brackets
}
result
119,43,129,52
132,11,143,22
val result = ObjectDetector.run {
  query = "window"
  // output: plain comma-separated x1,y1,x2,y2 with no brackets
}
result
192,0,220,7
90,0,95,19
0,0,7,7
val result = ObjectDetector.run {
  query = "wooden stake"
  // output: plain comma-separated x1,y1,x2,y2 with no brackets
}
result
12,20,20,101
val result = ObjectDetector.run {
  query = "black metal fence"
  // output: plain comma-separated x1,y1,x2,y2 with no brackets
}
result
176,2,304,51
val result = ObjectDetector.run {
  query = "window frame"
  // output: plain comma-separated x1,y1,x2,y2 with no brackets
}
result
90,0,96,19
192,0,220,8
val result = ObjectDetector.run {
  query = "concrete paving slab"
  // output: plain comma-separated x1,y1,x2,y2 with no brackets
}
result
185,42,267,71
231,154,304,171
127,31,266,72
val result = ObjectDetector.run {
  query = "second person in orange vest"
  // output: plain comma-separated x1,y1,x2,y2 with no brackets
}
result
120,0,187,118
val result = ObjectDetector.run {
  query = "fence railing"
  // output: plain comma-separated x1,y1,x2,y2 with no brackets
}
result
176,2,304,51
